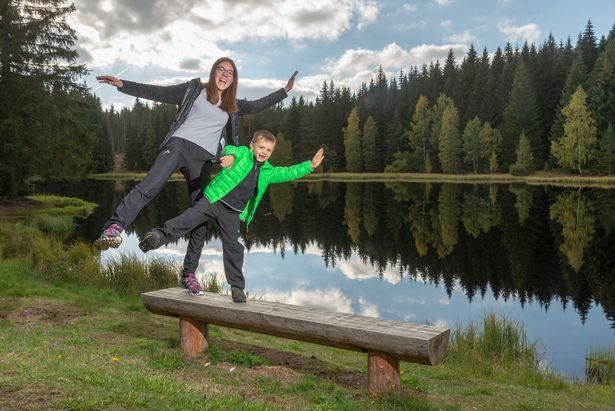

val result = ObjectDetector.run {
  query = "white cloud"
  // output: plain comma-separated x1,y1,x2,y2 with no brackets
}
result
262,288,354,313
403,3,417,12
323,42,468,92
358,297,381,318
440,19,452,27
433,0,453,6
498,22,541,45
447,30,475,44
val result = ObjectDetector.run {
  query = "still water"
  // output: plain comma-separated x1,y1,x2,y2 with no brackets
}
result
33,179,615,380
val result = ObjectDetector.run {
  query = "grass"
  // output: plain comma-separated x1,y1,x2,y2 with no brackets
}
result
586,345,615,384
1,196,615,409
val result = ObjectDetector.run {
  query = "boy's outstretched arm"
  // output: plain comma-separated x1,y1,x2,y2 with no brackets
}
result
311,148,325,170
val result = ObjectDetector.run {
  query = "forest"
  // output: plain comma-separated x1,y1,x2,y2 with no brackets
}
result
1,0,615,197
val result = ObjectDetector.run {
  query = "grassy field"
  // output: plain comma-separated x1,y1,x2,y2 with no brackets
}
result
1,196,614,410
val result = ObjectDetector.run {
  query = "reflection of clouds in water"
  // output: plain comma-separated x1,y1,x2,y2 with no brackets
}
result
258,288,353,314
357,297,380,318
337,257,403,284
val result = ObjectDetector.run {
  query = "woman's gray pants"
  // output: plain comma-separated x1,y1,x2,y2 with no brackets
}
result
104,137,215,276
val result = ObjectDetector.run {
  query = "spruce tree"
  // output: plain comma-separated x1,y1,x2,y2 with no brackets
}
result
551,86,598,174
343,108,362,172
594,124,615,175
588,37,615,132
0,0,89,195
501,61,543,168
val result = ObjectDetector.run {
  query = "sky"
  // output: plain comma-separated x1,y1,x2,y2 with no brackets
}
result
69,0,615,110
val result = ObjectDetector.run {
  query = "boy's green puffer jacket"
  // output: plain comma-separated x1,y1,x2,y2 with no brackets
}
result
204,145,313,225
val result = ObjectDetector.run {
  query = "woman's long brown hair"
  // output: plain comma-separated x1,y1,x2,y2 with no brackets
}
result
204,57,238,113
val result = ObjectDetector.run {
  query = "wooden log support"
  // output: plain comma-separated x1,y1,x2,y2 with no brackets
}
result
179,316,208,357
142,288,450,394
368,351,400,394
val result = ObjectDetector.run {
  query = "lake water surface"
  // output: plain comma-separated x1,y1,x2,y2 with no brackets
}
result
33,179,615,380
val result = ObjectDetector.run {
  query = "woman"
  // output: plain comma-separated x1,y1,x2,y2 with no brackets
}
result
95,57,297,293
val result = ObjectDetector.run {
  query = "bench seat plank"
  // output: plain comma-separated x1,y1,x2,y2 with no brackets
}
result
142,288,449,365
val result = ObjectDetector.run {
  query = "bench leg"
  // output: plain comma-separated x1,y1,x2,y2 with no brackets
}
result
368,351,400,394
179,316,208,357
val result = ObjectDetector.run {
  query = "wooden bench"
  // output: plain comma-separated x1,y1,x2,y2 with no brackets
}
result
141,287,450,394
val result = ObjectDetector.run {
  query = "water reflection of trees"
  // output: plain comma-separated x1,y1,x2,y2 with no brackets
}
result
44,179,614,328
248,182,615,328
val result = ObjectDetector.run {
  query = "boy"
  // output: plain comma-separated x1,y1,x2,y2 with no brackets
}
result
138,130,325,302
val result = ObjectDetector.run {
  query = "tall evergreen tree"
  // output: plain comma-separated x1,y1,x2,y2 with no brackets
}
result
343,108,362,172
501,61,543,168
594,124,615,175
588,37,615,132
551,86,598,174
480,122,502,174
0,0,89,195
577,20,599,74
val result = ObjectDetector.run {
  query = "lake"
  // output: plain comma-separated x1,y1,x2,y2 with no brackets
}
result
32,179,615,380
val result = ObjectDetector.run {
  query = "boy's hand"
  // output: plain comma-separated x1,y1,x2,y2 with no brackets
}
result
220,155,235,169
310,148,324,169
284,70,298,93
96,75,123,88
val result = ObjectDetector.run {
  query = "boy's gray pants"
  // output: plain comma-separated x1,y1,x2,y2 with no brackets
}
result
152,198,245,290
105,137,215,276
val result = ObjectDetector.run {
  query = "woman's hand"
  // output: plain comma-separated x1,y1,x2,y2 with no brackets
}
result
96,75,123,88
284,70,298,93
310,148,324,169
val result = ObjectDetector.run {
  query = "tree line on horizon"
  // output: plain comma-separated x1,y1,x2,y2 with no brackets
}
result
100,20,615,178
1,0,615,197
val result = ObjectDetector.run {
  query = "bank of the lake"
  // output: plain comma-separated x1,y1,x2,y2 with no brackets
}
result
1,196,614,410
89,171,615,188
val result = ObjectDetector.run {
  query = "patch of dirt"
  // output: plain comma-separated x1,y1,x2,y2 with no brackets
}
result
0,197,42,216
6,299,84,325
215,339,367,389
0,385,64,410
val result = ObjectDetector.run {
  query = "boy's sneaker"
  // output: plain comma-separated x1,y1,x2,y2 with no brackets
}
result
231,286,247,303
181,272,203,295
94,223,123,250
138,231,162,253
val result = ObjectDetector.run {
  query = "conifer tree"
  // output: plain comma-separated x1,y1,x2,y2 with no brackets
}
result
343,108,362,172
408,95,432,172
462,116,483,173
0,0,89,195
594,124,615,175
588,37,615,131
362,116,378,172
551,86,597,174
501,61,542,168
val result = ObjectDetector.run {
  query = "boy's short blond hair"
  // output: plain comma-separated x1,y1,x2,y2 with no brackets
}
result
251,130,276,145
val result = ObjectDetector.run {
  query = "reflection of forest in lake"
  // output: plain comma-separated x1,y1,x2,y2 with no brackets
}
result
244,181,614,328
34,180,615,328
